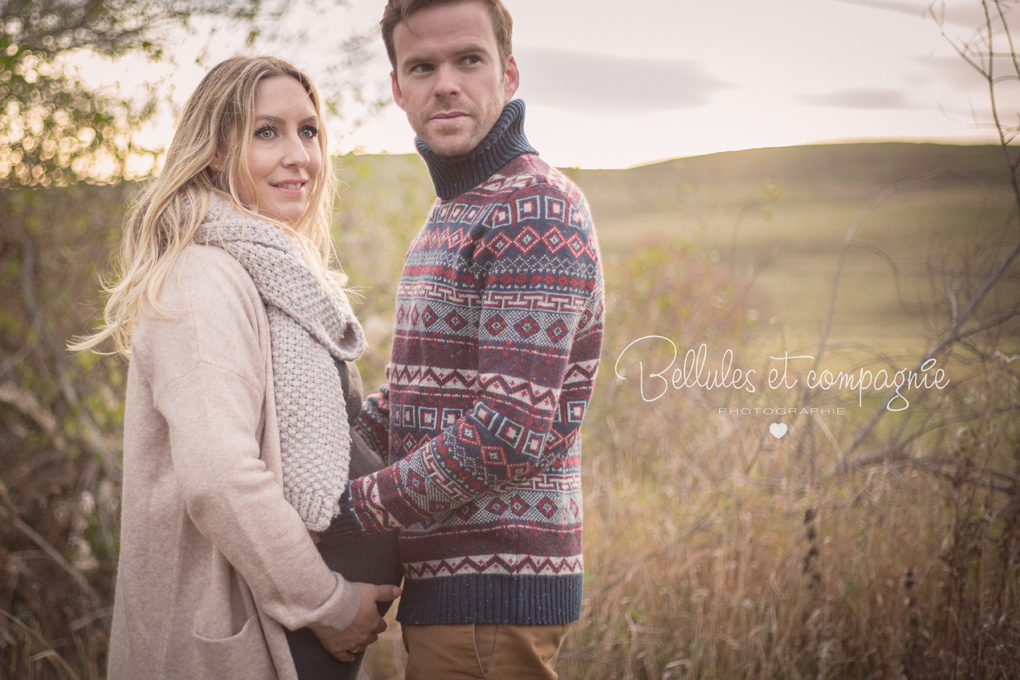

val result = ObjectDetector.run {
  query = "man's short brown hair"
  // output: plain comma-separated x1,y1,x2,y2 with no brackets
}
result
380,0,513,72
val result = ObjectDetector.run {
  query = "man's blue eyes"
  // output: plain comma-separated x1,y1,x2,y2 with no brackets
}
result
412,57,481,72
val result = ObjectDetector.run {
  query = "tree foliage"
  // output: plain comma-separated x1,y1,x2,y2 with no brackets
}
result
0,0,278,188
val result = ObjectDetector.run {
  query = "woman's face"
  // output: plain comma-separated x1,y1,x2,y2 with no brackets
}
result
238,75,322,225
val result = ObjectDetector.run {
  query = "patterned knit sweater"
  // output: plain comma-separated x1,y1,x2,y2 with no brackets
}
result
349,100,604,625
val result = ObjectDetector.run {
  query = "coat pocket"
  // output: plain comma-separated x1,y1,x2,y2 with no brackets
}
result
190,554,277,680
193,614,276,680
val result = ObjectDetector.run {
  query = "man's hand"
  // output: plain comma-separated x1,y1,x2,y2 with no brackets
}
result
318,583,401,662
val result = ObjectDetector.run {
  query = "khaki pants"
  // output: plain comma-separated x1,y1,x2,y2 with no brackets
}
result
402,623,570,680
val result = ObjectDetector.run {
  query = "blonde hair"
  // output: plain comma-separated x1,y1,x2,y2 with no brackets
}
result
73,56,340,357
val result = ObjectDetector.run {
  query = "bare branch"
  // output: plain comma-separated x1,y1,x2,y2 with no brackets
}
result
845,229,1020,458
993,0,1020,83
837,401,1020,474
814,168,988,372
0,505,104,611
848,239,907,309
956,301,1020,339
921,454,1018,483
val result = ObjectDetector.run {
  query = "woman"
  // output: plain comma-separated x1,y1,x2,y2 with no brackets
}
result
73,56,401,680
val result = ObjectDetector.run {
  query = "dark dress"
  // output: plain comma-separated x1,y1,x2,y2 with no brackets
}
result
285,361,403,680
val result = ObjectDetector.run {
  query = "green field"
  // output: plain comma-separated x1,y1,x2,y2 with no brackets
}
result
337,142,1020,356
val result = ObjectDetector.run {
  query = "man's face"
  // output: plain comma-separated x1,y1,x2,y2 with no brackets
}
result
390,1,519,156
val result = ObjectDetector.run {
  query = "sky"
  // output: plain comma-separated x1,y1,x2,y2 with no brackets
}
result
75,0,1020,169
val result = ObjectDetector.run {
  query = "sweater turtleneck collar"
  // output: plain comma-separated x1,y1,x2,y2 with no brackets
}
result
415,99,537,200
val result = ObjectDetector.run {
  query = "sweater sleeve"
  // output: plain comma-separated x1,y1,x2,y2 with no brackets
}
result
354,383,391,464
139,248,361,637
347,185,603,533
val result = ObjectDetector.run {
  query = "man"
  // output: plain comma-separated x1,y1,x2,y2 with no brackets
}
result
331,1,604,677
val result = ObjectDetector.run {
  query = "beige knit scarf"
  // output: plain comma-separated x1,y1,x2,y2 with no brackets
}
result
197,199,364,531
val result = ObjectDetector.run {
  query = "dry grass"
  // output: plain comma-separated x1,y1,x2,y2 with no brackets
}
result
547,245,1020,680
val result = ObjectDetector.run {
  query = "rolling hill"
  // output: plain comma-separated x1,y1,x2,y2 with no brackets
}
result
336,143,1018,350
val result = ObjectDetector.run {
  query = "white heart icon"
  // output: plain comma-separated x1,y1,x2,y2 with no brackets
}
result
770,423,788,439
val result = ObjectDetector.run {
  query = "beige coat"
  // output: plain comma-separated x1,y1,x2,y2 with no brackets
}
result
107,245,361,680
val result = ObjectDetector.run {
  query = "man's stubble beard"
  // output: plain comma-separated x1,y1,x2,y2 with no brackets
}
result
415,87,507,157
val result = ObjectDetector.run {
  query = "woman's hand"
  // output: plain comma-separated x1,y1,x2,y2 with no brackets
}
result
318,583,401,662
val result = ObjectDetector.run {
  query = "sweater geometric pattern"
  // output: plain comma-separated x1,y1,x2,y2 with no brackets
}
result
351,101,604,626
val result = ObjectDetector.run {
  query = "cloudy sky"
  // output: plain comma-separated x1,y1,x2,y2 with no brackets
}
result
81,0,1019,169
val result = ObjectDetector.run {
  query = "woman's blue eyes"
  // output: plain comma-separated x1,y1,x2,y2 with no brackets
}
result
253,125,318,140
